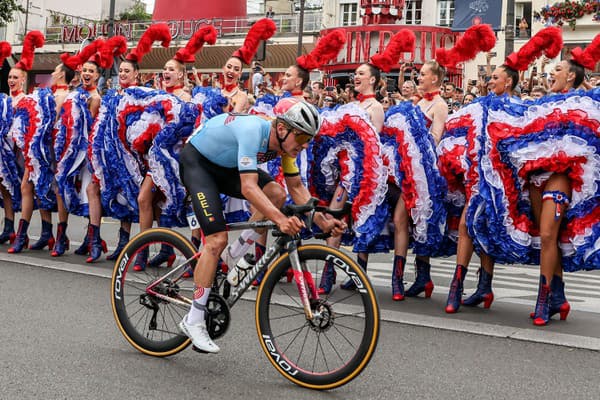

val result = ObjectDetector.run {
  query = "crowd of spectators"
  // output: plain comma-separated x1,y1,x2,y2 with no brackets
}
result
99,53,600,115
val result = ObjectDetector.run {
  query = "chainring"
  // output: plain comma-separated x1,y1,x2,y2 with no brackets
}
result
206,293,231,339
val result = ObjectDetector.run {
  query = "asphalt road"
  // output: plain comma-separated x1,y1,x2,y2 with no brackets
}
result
1,258,599,400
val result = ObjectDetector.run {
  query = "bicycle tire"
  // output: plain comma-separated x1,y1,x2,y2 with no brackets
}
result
255,244,380,389
111,228,196,357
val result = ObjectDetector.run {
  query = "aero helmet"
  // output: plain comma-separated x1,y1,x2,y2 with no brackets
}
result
273,97,321,137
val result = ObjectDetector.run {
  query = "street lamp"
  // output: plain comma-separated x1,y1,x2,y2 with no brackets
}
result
297,0,305,57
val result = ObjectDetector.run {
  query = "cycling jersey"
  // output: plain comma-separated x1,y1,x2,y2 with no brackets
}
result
188,113,299,175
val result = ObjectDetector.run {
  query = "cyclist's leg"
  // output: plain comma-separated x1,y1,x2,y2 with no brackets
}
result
179,145,235,352
221,171,284,267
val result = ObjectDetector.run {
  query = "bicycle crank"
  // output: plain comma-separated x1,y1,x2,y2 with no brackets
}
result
205,293,231,340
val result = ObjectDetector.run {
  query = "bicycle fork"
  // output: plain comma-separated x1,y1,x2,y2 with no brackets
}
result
286,241,318,321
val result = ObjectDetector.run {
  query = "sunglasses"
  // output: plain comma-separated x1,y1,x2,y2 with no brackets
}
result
293,131,313,145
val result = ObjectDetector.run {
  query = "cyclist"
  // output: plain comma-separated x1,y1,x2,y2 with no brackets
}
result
178,97,347,352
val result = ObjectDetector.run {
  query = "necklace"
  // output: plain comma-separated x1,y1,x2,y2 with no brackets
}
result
224,82,238,92
423,91,440,101
357,93,376,102
52,85,69,93
166,84,184,94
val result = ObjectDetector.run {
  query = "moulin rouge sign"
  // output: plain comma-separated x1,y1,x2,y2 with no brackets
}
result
60,19,224,43
322,25,462,71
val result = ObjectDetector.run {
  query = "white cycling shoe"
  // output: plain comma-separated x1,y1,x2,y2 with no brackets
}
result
179,317,220,353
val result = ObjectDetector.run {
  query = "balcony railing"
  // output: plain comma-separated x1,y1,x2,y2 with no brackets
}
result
43,11,323,44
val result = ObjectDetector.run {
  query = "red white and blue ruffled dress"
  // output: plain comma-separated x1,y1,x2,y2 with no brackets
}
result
88,89,140,222
479,88,600,270
380,101,449,256
309,102,388,252
0,95,22,211
11,88,56,211
91,87,198,227
438,97,490,252
54,88,95,217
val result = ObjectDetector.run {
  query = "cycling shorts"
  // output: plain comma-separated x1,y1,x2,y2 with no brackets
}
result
179,144,274,235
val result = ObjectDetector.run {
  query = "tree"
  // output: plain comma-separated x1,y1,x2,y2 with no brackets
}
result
0,0,25,27
119,0,151,21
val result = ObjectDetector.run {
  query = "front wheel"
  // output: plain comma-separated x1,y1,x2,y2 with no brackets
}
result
255,244,380,390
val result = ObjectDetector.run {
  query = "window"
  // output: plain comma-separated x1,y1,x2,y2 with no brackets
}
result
516,1,532,39
340,2,358,26
437,0,454,27
404,0,422,25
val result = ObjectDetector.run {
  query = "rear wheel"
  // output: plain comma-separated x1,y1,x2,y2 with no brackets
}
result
255,244,380,389
111,228,196,357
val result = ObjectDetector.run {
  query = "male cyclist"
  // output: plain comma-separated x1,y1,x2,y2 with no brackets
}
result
178,97,346,352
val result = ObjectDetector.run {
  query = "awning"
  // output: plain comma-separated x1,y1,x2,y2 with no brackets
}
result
19,43,315,72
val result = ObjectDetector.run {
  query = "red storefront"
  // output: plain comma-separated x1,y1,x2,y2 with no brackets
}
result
320,25,463,89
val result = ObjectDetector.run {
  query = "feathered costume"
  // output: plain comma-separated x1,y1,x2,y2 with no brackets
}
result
0,43,22,211
435,24,497,250
10,32,56,211
54,38,106,216
472,34,600,270
381,102,449,256
311,103,388,251
89,26,172,222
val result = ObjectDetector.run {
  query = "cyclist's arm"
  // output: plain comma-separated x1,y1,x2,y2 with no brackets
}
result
240,172,303,235
284,174,346,236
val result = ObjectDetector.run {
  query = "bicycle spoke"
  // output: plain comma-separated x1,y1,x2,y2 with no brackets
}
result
271,322,310,341
281,322,308,355
321,329,347,364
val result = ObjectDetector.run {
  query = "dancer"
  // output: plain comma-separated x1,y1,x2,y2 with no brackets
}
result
55,38,108,260
8,31,57,254
0,42,21,245
527,33,600,325
442,27,563,314
133,25,217,271
316,31,415,294
48,56,77,256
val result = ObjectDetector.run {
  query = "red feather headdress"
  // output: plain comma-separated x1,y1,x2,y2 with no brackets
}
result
0,42,11,67
173,25,217,64
127,23,172,64
436,24,496,68
60,38,106,71
370,29,416,72
15,31,45,71
100,35,128,69
570,33,600,70
296,29,346,71
231,18,277,65
504,27,563,71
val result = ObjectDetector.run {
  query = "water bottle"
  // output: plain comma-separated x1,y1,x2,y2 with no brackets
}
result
226,254,255,286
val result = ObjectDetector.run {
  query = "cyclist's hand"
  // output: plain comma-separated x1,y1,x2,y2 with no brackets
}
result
315,213,347,237
278,216,305,235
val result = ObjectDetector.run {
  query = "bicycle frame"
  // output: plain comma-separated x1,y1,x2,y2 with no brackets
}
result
144,220,318,320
